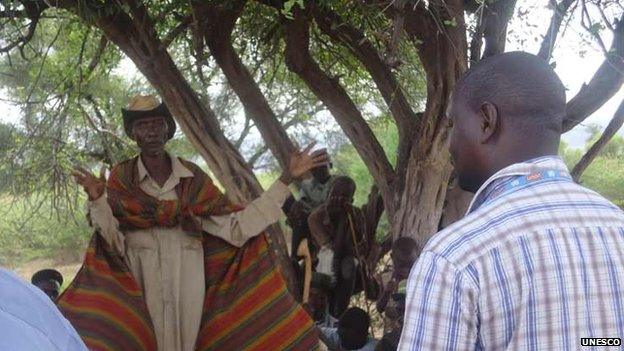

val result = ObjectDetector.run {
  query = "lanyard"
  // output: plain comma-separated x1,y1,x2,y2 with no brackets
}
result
472,170,572,212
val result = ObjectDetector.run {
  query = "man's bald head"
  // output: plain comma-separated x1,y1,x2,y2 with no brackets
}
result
448,52,566,192
454,51,566,132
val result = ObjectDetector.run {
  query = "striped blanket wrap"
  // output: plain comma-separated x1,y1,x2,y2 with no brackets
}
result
58,157,318,351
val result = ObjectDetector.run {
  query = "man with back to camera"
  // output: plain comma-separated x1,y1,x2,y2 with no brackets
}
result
399,52,624,350
321,307,378,351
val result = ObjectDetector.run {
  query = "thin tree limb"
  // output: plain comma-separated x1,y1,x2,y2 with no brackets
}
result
538,0,576,61
161,15,192,49
0,16,39,53
481,0,517,59
86,34,108,74
571,99,624,181
283,9,395,200
563,12,624,132
311,4,417,182
194,0,297,170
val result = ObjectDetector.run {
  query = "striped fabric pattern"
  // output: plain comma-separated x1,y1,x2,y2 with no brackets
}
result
399,156,624,350
58,234,157,351
59,157,318,351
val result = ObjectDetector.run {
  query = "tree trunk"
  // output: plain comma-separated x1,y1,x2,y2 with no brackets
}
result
197,1,297,170
439,178,474,229
283,9,395,209
391,139,454,246
390,0,467,245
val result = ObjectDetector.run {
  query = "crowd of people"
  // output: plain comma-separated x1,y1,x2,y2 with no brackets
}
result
2,51,624,351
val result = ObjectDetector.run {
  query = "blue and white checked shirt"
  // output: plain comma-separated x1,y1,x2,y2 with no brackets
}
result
399,156,624,350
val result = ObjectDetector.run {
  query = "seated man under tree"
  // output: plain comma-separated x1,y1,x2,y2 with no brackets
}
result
308,176,377,317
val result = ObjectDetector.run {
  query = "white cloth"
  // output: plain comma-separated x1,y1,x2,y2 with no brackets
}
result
316,246,335,280
0,268,87,351
88,154,291,351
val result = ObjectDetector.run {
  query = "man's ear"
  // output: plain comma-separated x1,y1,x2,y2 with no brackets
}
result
478,101,499,144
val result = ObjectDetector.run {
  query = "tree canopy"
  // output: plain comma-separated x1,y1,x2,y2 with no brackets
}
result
0,0,623,286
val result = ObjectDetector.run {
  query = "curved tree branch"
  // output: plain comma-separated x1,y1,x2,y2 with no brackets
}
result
480,0,517,59
563,12,624,132
571,99,624,181
161,15,192,49
86,34,108,75
311,3,417,182
0,15,40,53
283,9,395,202
194,0,297,171
538,0,576,61
3,0,49,38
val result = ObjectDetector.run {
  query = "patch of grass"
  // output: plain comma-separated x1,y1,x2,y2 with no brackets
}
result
0,194,91,267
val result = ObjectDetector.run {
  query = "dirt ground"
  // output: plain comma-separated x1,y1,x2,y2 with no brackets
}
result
11,255,83,288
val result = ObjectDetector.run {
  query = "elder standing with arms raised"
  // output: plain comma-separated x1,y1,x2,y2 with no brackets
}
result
64,95,328,351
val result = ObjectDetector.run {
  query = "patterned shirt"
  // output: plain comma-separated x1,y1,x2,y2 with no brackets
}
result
399,156,624,350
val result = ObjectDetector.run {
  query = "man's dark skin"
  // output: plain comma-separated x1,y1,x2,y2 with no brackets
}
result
287,200,315,258
324,177,365,258
336,307,370,350
311,163,332,184
132,116,172,187
448,51,564,193
307,285,329,322
72,115,329,201
34,280,61,301
309,176,376,316
32,269,63,301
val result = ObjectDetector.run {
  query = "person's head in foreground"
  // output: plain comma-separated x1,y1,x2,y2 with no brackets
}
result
448,51,565,192
326,176,356,215
31,269,63,301
390,237,419,280
122,95,176,155
338,307,371,350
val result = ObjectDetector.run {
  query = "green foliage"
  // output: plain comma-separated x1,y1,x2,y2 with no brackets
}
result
281,0,304,19
559,130,624,208
0,194,91,267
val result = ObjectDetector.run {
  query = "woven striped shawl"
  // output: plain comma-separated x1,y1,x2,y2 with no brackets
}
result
58,156,318,350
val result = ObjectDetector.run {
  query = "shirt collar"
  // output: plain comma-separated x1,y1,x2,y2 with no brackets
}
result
466,155,569,214
136,152,194,182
